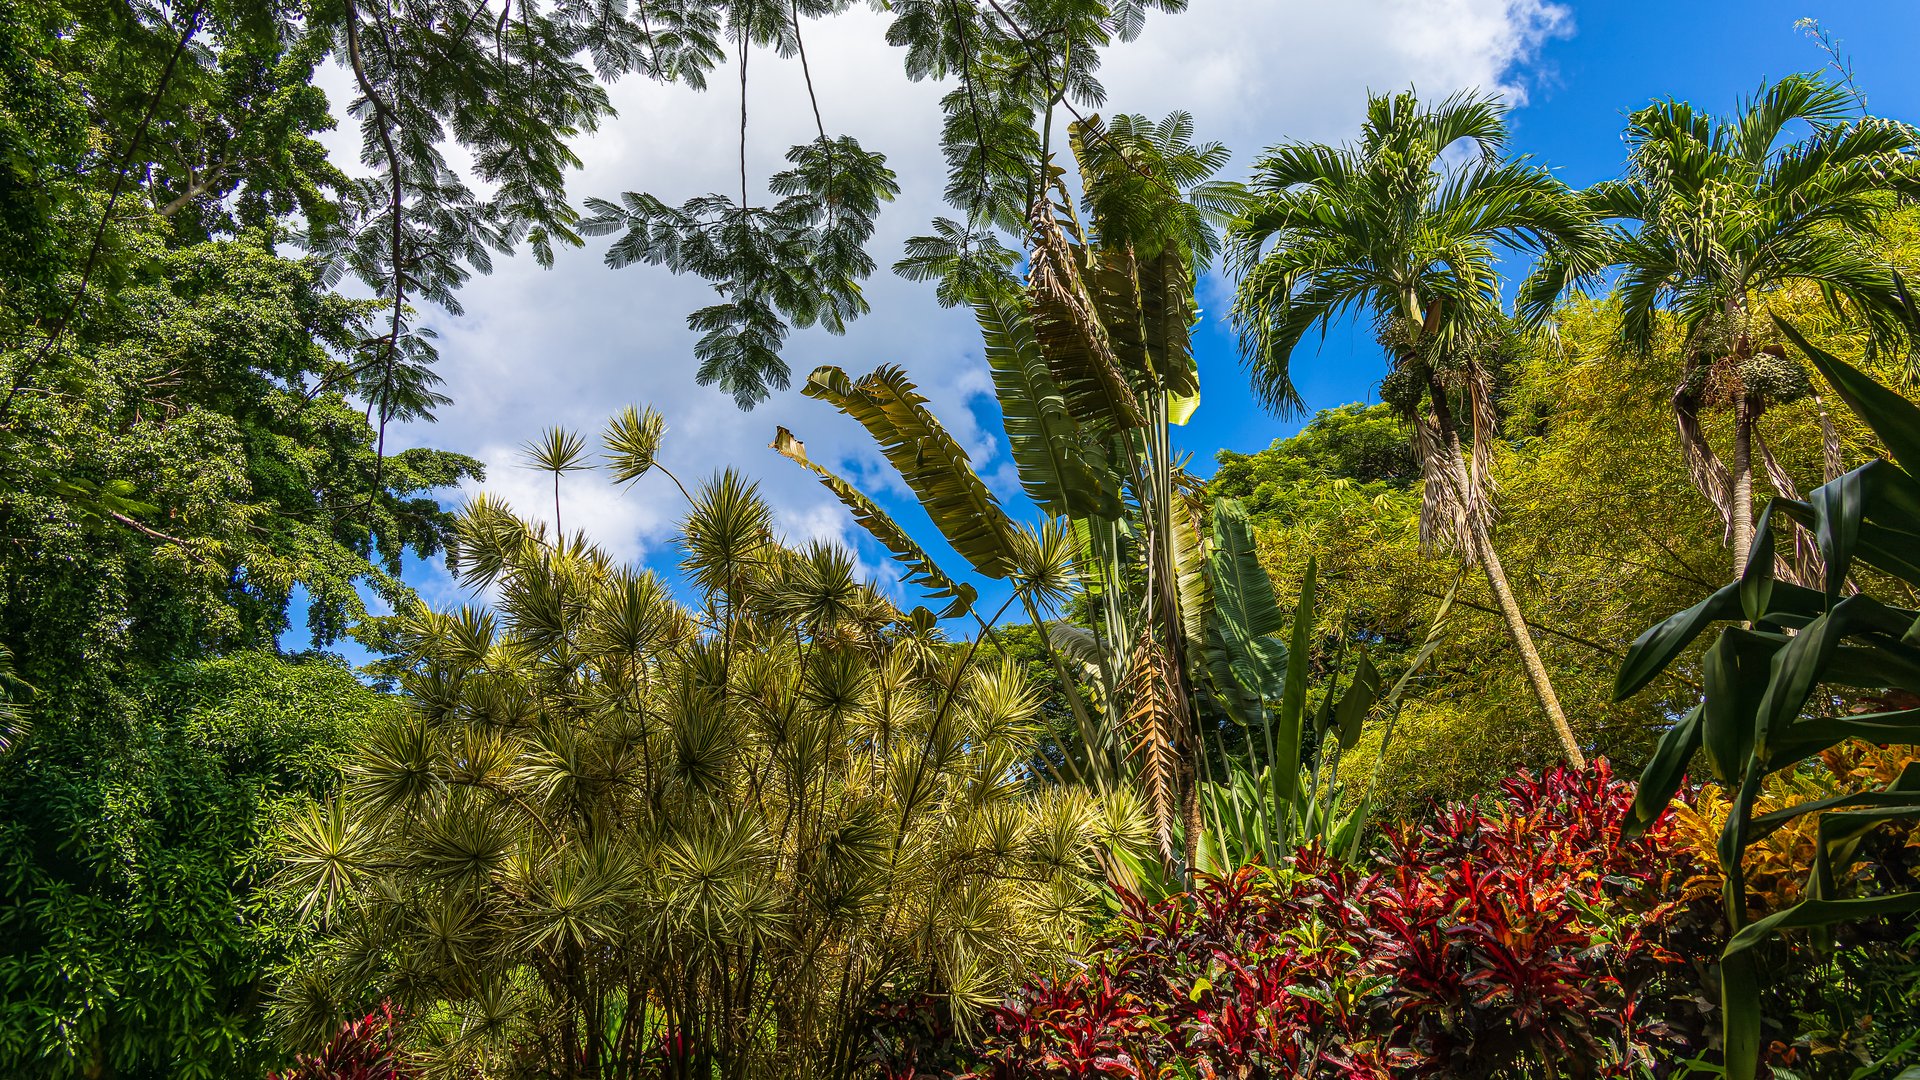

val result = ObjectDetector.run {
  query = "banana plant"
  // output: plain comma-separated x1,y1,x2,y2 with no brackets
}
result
1616,318,1920,1080
775,114,1246,873
1192,515,1456,872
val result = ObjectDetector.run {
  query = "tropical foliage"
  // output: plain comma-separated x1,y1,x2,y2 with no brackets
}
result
1613,326,1920,1080
11,0,1920,1072
780,111,1248,872
0,653,391,1079
1228,89,1604,767
1,5,479,1071
1522,73,1920,579
276,420,1124,1078
880,764,1725,1079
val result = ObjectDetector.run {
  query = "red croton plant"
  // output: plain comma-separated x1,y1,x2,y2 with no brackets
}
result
270,1002,417,1080
867,762,1722,1080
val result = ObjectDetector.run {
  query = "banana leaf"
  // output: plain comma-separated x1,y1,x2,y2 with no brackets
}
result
974,292,1122,520
1271,560,1317,820
771,427,978,619
1204,498,1290,723
802,365,1019,578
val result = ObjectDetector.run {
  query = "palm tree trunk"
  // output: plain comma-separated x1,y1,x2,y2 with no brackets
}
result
1730,398,1756,577
1673,376,1735,540
1425,373,1586,769
1470,516,1586,770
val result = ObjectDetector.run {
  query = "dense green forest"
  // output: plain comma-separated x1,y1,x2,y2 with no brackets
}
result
4,0,1920,1076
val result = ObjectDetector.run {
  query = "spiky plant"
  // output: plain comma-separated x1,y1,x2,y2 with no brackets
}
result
518,426,591,536
276,411,1115,1080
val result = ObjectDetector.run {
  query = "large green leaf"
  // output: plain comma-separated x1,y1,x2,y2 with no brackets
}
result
1749,763,1920,840
802,365,1019,578
1624,704,1703,836
1769,472,1920,590
1207,500,1285,635
1271,559,1317,816
1728,892,1920,954
770,427,978,619
1204,498,1289,722
1701,628,1778,784
1739,505,1779,622
1754,595,1920,762
1334,650,1380,750
1085,246,1201,409
974,293,1122,520
1614,582,1827,700
1809,795,1920,899
1854,520,1920,587
1614,583,1742,700
1811,465,1866,603
1765,708,1920,766
1171,498,1211,672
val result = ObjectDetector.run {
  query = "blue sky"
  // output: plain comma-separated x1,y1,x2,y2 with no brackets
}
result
1176,2,1920,468
288,1,1920,656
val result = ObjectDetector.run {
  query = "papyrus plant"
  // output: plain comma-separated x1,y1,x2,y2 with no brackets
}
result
276,411,1116,1080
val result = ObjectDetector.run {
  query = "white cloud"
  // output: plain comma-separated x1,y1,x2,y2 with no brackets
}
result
336,0,1569,594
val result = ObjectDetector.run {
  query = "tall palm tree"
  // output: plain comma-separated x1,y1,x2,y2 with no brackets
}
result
1228,89,1601,769
1520,74,1920,577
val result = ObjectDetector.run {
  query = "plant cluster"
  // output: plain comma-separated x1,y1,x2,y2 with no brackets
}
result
783,111,1249,874
876,763,1721,1080
0,653,391,1079
1614,327,1920,1079
275,419,1127,1079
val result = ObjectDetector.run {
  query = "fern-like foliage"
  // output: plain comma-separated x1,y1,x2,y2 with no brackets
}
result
583,137,899,407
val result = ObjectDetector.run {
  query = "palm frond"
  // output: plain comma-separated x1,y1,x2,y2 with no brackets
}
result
1731,72,1855,164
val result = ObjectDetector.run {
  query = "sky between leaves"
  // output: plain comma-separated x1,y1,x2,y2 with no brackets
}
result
289,0,1920,649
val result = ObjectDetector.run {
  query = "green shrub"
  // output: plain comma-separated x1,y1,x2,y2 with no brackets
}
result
0,651,387,1079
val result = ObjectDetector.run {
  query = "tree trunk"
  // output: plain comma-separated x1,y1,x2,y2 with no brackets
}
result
1180,756,1202,872
1730,397,1756,577
1471,516,1587,770
1425,372,1586,769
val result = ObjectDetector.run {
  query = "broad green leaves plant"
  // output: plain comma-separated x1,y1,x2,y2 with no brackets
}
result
782,114,1243,874
1618,321,1920,1080
0,653,388,1080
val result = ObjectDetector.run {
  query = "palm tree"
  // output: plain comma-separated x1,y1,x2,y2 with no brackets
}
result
1228,89,1601,769
1520,74,1920,577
